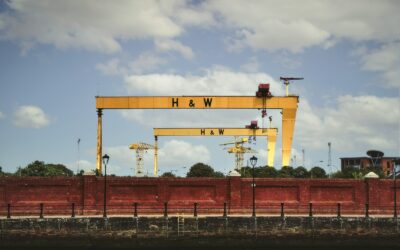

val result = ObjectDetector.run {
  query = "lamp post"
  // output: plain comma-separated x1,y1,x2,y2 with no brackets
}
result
102,154,110,218
250,155,258,217
393,159,400,219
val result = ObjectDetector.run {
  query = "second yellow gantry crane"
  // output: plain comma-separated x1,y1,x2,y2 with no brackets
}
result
152,127,277,176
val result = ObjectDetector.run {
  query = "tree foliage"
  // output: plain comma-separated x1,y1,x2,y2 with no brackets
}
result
332,166,384,179
293,166,309,178
15,160,73,177
239,166,253,177
278,166,295,178
310,166,327,178
213,171,225,177
0,166,12,177
240,166,278,178
186,163,224,177
257,167,278,177
161,172,176,177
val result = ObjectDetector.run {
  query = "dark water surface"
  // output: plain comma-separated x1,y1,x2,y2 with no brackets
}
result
1,237,399,250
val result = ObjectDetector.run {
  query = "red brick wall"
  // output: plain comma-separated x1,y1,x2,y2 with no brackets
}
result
0,176,398,215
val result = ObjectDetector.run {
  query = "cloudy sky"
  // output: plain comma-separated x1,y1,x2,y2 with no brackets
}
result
0,0,399,176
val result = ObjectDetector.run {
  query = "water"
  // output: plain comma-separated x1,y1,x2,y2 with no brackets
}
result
2,237,399,250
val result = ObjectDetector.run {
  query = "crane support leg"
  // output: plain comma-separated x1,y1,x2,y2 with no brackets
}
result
96,109,103,174
154,136,158,177
282,108,297,167
267,134,276,167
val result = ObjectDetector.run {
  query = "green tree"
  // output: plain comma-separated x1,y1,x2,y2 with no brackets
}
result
161,172,176,177
278,166,295,178
15,160,73,177
331,166,384,179
186,163,215,177
331,170,345,178
256,166,278,178
239,166,253,177
0,166,11,177
240,166,278,178
341,166,361,178
213,171,225,177
310,166,327,178
293,166,309,178
76,169,85,176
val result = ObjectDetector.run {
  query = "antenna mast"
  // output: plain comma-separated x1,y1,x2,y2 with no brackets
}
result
77,138,81,174
328,142,332,175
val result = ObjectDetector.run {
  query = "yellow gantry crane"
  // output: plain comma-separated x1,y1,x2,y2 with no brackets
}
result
152,126,277,176
129,142,156,176
220,137,257,172
95,83,299,173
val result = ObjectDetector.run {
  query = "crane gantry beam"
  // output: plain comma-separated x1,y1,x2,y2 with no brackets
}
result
95,95,298,173
96,96,298,109
152,128,278,176
153,128,277,136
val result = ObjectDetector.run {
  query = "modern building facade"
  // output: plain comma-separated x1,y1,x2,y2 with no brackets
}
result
340,156,399,177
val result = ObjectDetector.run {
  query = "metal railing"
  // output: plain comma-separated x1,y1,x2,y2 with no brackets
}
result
0,202,398,219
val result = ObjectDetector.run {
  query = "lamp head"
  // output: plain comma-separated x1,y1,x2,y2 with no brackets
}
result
102,154,110,165
250,155,258,167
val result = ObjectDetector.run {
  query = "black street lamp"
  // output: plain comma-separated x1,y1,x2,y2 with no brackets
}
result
393,159,400,219
250,155,258,217
102,154,110,218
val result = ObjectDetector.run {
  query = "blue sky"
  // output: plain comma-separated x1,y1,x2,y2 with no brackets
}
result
0,0,399,176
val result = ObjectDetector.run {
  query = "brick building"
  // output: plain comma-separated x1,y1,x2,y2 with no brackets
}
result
340,156,399,177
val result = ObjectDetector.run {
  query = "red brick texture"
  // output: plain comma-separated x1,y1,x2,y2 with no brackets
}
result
0,176,398,216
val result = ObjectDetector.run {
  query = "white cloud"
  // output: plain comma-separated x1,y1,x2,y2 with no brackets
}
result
0,0,184,53
296,95,400,152
0,110,5,119
13,105,50,128
104,146,134,168
96,58,126,76
158,140,211,168
205,0,400,52
130,52,167,73
167,1,215,28
358,42,400,88
124,67,285,95
232,19,330,53
155,39,195,60
240,57,260,72
1,1,399,55
67,160,96,174
96,53,168,76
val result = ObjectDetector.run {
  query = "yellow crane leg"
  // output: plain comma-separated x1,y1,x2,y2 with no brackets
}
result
96,109,103,174
282,108,297,167
154,136,158,177
267,133,276,167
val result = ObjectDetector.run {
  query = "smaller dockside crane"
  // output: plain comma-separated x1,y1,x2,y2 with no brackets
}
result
129,142,156,177
220,137,257,172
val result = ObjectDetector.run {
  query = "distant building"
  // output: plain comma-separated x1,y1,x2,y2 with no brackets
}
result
340,156,400,177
